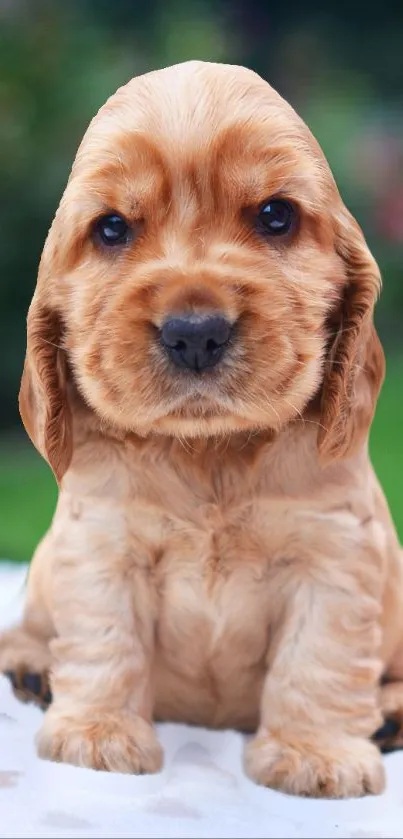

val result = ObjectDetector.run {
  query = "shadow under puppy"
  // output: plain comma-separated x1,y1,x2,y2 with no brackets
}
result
2,60,403,798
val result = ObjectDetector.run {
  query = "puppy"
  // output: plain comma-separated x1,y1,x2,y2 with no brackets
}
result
1,60,403,798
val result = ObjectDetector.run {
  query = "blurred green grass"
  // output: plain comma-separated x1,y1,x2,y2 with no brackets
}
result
0,442,57,562
0,360,402,562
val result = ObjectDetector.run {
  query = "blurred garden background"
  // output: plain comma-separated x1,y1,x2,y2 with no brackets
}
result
0,0,402,561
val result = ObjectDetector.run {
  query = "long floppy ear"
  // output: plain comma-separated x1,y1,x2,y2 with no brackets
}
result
317,207,385,461
19,295,72,483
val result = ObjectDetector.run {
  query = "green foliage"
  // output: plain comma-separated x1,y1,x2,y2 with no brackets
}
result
0,444,57,562
370,359,403,534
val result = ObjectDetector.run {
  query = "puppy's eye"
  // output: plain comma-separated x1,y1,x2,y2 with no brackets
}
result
96,214,129,246
257,200,294,236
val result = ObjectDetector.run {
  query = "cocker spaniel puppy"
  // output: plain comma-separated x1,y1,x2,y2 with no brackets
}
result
1,60,403,798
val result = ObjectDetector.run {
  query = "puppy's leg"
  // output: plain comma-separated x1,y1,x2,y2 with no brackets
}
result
36,498,162,775
0,531,54,709
244,562,385,798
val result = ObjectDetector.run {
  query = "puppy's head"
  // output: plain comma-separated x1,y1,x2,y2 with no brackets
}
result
20,61,384,480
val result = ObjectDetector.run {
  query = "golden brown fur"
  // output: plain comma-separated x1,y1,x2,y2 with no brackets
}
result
2,60,403,797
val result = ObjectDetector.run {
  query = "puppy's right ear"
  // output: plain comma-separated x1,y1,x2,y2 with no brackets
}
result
317,206,384,462
19,295,72,483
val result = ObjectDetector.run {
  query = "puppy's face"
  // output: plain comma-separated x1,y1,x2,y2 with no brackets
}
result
22,62,384,477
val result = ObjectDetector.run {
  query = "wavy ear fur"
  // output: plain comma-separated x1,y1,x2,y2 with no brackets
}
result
19,298,72,483
318,208,385,461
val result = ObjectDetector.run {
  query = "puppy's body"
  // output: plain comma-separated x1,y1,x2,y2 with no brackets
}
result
2,60,403,798
30,419,403,733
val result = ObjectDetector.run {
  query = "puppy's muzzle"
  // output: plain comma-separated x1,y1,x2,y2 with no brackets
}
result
160,313,232,372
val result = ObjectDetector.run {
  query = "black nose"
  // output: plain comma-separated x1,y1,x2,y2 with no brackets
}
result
161,314,231,372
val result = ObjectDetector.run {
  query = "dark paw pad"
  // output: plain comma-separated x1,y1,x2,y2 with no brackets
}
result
373,716,402,753
4,669,52,710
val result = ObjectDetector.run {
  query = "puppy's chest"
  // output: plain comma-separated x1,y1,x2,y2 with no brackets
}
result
129,463,290,662
149,505,276,694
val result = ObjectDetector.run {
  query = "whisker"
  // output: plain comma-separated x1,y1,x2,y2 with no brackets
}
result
326,324,360,339
294,416,328,433
324,359,365,374
39,336,65,351
177,434,197,455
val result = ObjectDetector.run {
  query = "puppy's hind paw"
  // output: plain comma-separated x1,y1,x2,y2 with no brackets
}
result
0,625,52,710
374,681,403,753
4,668,52,710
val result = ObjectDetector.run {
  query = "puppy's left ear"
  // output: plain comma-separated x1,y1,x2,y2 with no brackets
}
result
318,207,385,461
19,294,72,484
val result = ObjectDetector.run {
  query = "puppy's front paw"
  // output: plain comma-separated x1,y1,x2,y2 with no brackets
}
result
244,732,385,798
37,709,163,774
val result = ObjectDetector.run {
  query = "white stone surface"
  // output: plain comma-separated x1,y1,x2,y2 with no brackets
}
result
1,562,403,839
